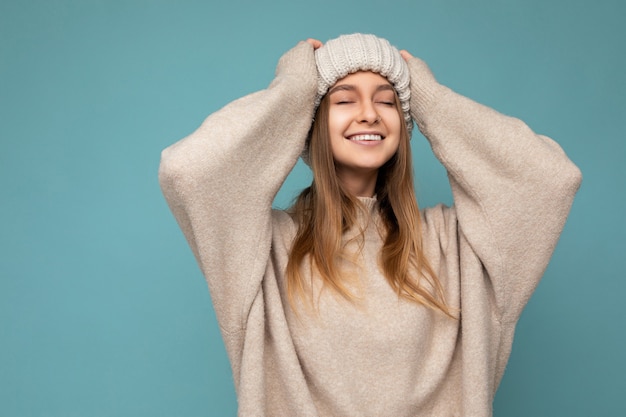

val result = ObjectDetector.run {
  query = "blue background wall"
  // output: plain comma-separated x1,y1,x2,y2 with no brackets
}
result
1,0,624,416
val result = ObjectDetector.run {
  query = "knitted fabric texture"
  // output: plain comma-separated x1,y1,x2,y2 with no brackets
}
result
315,33,412,133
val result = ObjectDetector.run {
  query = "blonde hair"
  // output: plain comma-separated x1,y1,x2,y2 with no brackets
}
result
286,90,452,317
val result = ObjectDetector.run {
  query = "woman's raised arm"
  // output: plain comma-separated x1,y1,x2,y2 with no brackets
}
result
404,51,582,323
158,41,318,333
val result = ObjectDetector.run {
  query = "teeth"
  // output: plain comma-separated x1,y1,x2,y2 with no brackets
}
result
349,134,382,141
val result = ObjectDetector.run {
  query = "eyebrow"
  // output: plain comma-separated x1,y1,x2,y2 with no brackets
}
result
328,83,394,95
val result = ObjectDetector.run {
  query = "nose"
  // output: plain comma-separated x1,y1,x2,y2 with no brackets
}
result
357,100,380,124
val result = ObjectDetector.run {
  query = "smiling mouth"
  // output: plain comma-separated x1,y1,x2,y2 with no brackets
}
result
348,134,384,141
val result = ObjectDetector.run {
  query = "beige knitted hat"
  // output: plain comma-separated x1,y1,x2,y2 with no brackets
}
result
314,33,412,133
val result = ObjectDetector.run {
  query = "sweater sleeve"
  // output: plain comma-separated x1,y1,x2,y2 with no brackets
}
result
407,57,582,323
158,42,318,333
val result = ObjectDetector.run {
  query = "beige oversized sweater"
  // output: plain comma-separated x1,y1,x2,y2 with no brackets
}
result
159,42,582,416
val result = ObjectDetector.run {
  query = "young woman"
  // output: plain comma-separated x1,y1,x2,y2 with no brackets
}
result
159,34,581,416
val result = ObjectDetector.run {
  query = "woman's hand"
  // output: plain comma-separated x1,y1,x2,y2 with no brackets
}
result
305,38,323,50
400,49,413,62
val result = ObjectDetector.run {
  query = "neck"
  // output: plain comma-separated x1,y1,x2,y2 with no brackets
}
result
337,168,378,197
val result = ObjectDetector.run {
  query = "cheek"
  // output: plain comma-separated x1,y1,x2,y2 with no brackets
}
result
382,109,402,130
327,110,351,135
